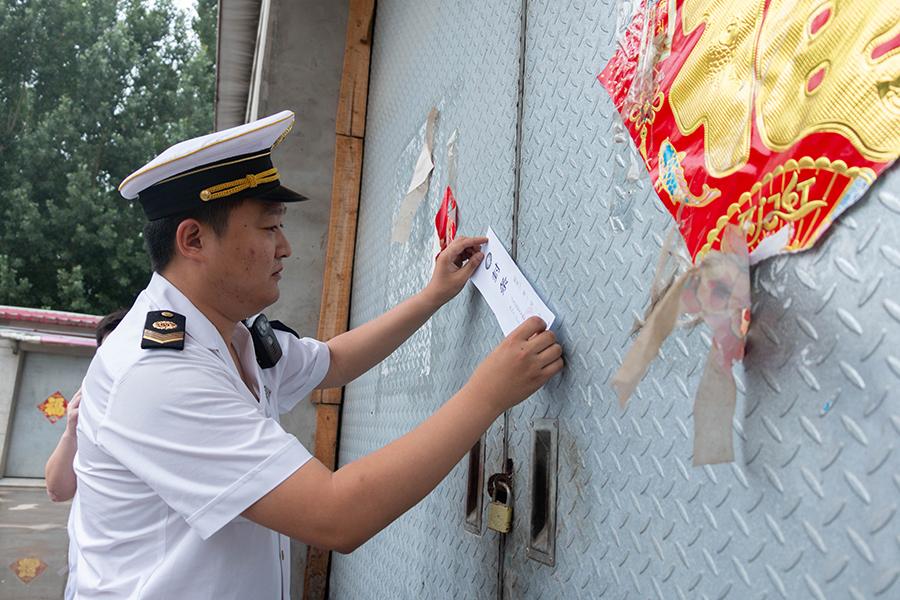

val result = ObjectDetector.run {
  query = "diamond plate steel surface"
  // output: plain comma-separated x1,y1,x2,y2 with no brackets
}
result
330,1,523,598
335,0,900,598
503,0,900,599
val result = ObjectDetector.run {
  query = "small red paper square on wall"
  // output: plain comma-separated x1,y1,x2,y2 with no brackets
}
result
38,391,67,424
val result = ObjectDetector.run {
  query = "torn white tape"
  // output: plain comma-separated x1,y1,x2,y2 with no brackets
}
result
749,224,792,266
392,108,438,243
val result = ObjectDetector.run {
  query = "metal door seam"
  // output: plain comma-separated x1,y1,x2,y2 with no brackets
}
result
499,0,530,598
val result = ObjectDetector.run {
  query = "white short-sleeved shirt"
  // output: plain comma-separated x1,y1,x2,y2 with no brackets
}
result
72,273,329,599
64,494,79,600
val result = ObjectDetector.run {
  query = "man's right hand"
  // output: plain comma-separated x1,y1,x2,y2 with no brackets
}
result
466,316,564,414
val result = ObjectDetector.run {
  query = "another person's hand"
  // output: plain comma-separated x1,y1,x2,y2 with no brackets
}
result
45,388,81,502
423,236,487,306
466,316,564,414
65,390,81,439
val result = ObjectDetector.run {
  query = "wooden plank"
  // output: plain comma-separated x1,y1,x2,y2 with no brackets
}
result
303,545,332,600
310,386,343,406
302,135,361,596
313,134,363,353
335,0,376,138
312,403,341,467
303,0,374,596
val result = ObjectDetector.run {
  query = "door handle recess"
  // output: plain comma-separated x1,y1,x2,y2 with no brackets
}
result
526,418,558,566
463,435,485,534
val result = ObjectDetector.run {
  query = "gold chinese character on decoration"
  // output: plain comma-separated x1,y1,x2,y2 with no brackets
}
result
9,557,47,584
670,0,767,177
700,157,875,256
670,0,900,175
38,391,67,424
757,0,900,162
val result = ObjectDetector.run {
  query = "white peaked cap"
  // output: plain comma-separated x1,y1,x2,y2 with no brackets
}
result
119,110,296,200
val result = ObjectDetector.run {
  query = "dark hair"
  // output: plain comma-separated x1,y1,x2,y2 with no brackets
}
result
142,199,244,272
96,308,129,346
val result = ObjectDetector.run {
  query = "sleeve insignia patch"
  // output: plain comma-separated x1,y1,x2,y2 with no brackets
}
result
142,310,186,350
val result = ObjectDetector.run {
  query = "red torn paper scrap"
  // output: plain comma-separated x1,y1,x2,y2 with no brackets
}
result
434,129,461,258
613,225,750,465
598,0,900,263
38,391,67,424
681,225,751,370
435,185,458,253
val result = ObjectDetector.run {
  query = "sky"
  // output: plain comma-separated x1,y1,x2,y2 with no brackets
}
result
171,0,198,18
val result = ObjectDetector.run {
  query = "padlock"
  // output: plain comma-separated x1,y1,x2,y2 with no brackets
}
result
487,480,513,533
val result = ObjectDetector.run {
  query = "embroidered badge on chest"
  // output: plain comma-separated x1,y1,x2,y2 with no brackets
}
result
141,310,186,350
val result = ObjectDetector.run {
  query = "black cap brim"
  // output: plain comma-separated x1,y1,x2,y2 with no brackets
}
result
257,184,308,203
138,151,309,220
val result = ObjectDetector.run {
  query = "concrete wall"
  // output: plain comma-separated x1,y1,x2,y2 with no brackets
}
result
253,1,350,595
0,339,23,476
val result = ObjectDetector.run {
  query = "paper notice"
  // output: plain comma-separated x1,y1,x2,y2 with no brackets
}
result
470,227,555,336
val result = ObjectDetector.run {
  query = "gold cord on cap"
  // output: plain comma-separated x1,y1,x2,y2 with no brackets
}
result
199,167,280,201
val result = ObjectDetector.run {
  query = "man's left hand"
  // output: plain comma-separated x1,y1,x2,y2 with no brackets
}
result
423,236,487,306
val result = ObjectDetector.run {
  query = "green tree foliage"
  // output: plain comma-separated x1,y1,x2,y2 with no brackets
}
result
0,0,217,314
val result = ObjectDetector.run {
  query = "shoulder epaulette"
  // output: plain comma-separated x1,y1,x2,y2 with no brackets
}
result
269,320,299,339
141,310,186,350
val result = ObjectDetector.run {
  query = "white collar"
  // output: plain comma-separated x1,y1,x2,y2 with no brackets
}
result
144,272,233,354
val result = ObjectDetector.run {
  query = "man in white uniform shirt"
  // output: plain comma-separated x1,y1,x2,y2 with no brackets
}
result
73,111,563,599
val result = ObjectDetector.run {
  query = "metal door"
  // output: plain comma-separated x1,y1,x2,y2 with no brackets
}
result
505,0,900,598
333,0,900,598
4,351,90,478
330,2,524,597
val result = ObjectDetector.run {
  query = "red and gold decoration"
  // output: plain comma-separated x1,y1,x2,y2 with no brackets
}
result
603,0,898,464
599,0,900,262
37,391,67,424
9,557,47,584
